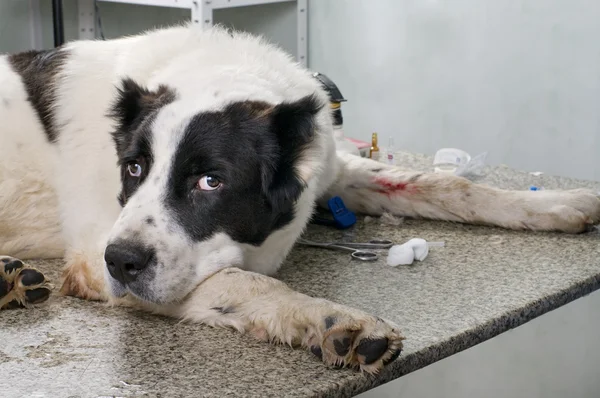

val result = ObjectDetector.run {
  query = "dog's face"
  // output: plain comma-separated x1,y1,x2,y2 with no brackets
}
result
103,79,322,304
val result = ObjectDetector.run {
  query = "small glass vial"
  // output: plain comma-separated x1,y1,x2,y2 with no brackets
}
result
369,132,380,161
386,137,395,165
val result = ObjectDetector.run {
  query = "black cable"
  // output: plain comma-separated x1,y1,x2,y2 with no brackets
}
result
94,0,106,40
52,0,65,47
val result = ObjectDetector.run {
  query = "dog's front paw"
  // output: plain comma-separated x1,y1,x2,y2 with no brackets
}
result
0,256,52,309
305,313,404,374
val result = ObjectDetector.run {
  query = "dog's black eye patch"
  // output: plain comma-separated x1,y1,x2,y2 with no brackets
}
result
165,95,323,246
109,78,176,206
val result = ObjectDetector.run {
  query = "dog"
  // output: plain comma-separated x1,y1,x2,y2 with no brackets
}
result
1,24,599,374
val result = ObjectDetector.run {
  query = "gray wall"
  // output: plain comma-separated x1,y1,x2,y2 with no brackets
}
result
2,0,599,180
308,0,600,181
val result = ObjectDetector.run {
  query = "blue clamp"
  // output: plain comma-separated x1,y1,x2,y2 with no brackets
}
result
327,196,357,229
310,196,357,229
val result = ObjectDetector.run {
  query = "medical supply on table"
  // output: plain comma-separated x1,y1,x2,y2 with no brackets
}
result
386,238,445,267
333,127,361,156
369,132,380,161
310,196,357,229
433,148,471,174
433,148,487,179
345,137,371,157
386,137,395,165
298,238,394,261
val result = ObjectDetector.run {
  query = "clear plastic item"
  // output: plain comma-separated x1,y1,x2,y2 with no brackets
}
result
433,148,471,174
386,137,395,165
333,126,361,156
433,148,487,179
455,152,487,178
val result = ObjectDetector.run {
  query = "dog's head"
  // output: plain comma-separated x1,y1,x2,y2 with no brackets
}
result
104,78,325,304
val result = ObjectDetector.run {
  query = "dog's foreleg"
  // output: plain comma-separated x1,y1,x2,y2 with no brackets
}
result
324,153,600,233
154,267,403,374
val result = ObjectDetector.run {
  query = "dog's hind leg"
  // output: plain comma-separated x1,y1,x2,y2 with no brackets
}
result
0,53,64,310
322,153,600,233
0,59,64,260
145,267,404,374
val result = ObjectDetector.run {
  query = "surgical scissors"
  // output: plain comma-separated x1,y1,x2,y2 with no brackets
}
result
297,239,394,261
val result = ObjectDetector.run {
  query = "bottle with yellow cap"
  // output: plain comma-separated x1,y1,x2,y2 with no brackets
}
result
369,132,380,161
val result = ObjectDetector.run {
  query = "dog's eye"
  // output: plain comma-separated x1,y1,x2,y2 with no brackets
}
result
127,163,142,178
198,175,221,191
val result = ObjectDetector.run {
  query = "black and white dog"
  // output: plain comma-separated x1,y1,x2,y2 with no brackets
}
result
1,25,599,373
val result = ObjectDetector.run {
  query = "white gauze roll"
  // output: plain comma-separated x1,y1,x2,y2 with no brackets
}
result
406,238,429,261
386,244,415,266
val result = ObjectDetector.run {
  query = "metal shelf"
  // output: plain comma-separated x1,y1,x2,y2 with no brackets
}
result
77,0,307,65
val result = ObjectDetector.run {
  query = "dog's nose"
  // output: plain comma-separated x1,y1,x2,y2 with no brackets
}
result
104,242,152,284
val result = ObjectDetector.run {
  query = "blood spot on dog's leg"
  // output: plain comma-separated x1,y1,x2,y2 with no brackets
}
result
371,176,419,196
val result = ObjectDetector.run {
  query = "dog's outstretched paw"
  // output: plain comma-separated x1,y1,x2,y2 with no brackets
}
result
306,314,404,374
0,256,51,309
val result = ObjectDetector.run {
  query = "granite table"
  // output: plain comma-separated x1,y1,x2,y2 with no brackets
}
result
2,152,600,398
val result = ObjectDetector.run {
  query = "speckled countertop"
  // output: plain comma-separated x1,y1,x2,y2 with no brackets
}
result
2,152,600,398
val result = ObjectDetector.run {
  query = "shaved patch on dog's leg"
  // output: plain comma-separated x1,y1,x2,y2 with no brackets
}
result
162,268,404,374
59,252,107,301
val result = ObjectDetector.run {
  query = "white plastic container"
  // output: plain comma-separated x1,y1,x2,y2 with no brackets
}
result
433,148,471,174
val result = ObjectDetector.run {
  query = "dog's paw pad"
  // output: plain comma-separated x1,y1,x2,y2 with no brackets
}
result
19,268,46,287
0,256,51,310
310,345,323,359
356,337,390,365
25,287,52,304
3,258,24,273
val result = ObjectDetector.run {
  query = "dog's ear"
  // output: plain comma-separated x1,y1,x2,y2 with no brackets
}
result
262,94,323,213
109,78,175,154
